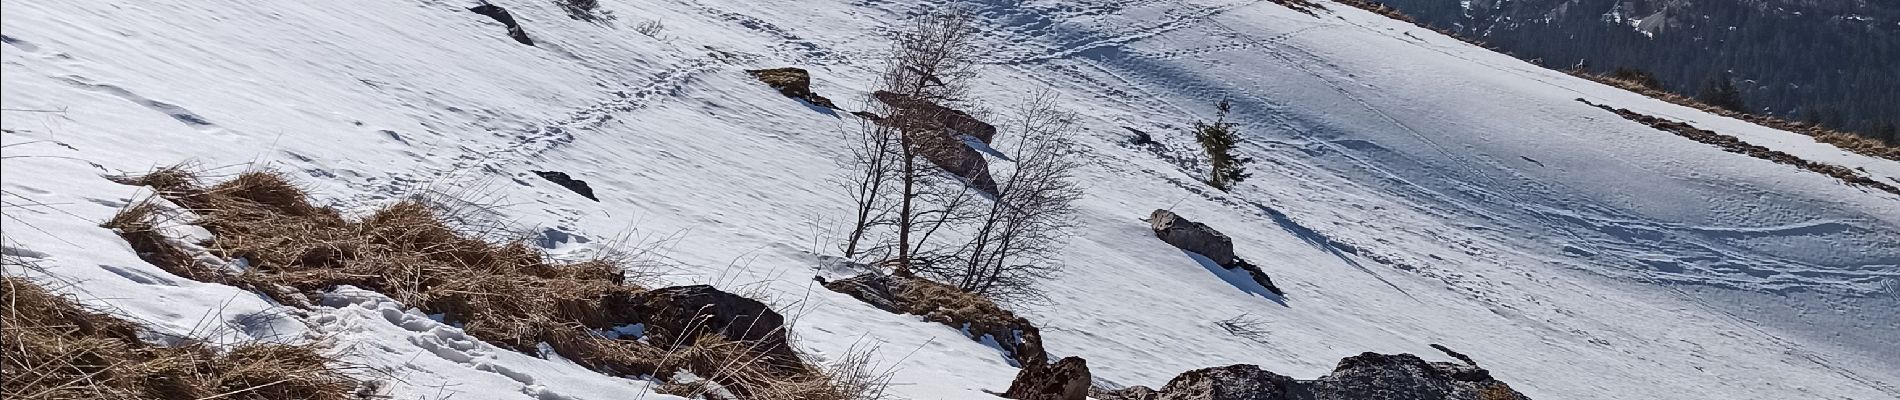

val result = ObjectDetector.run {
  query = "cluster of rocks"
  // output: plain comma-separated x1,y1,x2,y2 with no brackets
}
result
1005,350,1529,400
1095,352,1530,400
1150,209,1283,295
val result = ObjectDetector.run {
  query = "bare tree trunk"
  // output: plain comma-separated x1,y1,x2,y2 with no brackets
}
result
895,131,917,276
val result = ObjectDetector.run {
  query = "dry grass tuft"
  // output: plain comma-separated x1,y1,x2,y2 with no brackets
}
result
1,276,360,400
100,200,205,281
1479,382,1527,400
1815,132,1900,160
644,335,894,400
825,273,1046,368
107,167,883,399
891,276,1028,339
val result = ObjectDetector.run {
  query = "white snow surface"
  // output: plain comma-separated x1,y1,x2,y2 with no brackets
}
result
4,0,1897,399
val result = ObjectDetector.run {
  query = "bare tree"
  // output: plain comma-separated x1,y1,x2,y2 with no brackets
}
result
914,91,1085,302
838,107,901,261
880,9,980,104
838,8,982,275
888,9,980,274
836,10,1082,302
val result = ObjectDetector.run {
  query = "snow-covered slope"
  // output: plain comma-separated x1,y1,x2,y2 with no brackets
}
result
3,0,1895,399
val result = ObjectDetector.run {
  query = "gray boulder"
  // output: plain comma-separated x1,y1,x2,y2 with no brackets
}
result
1150,209,1237,266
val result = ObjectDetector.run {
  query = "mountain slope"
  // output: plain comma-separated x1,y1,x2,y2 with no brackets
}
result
3,0,1896,399
1376,0,1900,136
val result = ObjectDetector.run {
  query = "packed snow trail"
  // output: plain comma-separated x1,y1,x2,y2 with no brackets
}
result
4,0,1896,399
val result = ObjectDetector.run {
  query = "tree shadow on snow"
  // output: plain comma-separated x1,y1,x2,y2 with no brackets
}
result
1182,250,1288,307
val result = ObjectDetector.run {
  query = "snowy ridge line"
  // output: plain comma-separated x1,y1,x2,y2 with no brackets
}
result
1579,99,1900,196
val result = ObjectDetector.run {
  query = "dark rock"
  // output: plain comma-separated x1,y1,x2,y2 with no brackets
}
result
863,90,1001,194
746,67,838,109
469,4,534,45
1157,364,1296,400
532,171,598,201
1150,209,1237,266
1121,352,1532,400
908,127,1000,194
873,91,998,143
1006,356,1092,400
629,285,797,361
1095,385,1160,400
1310,352,1525,400
1126,126,1158,146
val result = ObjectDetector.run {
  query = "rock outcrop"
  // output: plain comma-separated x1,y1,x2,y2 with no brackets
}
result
1005,356,1093,400
1096,352,1531,400
746,67,837,109
868,90,1001,194
628,285,797,361
908,127,999,194
873,91,997,144
824,273,1044,366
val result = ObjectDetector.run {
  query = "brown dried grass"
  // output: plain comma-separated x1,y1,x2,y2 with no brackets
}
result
1,276,360,400
828,273,1046,368
107,166,882,399
1815,132,1900,160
